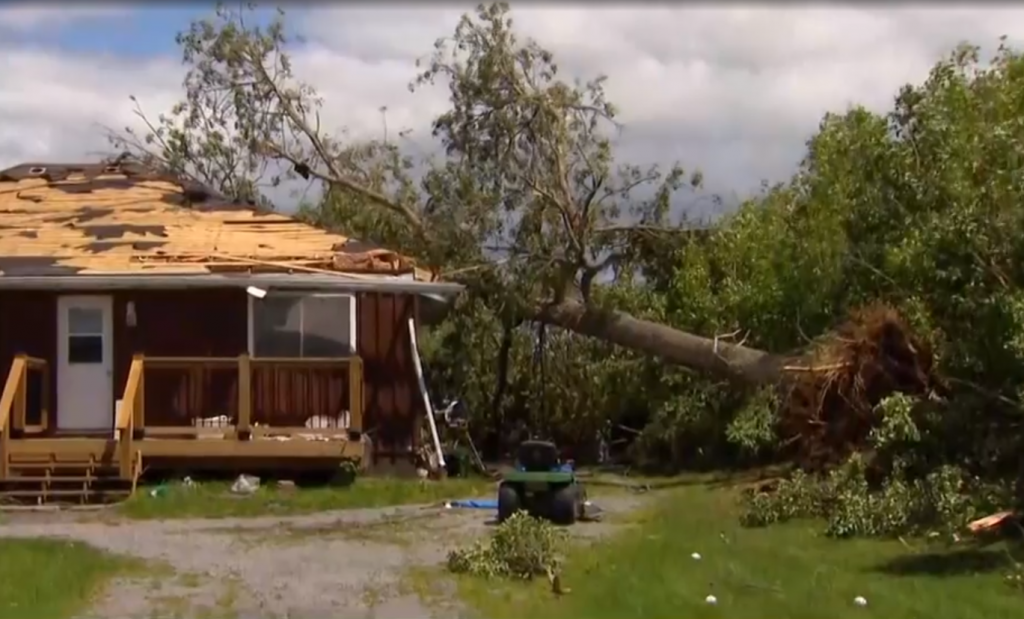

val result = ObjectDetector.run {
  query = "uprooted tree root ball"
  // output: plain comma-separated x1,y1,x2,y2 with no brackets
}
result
775,303,939,471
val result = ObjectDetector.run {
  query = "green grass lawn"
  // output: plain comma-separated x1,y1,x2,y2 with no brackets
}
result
119,476,496,519
0,539,136,619
457,480,1024,619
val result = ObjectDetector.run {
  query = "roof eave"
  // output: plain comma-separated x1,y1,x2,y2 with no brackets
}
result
0,273,464,296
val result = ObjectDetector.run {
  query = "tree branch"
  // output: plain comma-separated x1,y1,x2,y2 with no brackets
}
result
248,54,427,234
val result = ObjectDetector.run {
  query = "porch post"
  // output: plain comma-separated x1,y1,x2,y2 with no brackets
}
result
237,353,252,437
348,357,363,433
132,354,145,432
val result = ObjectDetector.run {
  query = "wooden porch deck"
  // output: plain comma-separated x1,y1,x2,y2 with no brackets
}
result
0,354,366,504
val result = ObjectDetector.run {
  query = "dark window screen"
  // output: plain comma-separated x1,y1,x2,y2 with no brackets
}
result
252,294,354,358
252,296,301,357
68,335,103,364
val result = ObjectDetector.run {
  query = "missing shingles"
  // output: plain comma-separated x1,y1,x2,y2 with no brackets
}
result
0,161,420,278
84,240,169,253
0,257,82,276
41,206,116,226
54,179,139,193
132,241,167,251
79,224,168,240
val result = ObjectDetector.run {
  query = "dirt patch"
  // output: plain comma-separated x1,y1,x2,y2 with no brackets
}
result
1,493,646,618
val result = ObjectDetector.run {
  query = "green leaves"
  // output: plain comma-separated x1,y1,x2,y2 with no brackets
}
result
112,0,1024,499
447,511,567,579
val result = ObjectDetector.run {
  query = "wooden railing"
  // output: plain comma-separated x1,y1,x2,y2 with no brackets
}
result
116,355,144,479
120,354,363,439
0,355,49,479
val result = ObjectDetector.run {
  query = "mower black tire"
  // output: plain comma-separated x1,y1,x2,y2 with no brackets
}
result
550,484,580,525
497,483,522,522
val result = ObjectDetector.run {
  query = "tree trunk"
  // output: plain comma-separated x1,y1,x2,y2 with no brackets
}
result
535,300,783,385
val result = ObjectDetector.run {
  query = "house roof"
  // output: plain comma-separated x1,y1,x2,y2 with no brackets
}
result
0,161,432,281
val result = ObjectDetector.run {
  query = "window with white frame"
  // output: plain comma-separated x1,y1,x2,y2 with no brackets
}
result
249,293,356,358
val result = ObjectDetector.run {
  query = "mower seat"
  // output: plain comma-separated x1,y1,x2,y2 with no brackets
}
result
516,440,560,472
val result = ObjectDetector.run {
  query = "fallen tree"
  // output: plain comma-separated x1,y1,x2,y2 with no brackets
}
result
537,298,939,470
536,299,781,384
110,3,798,386
106,4,952,456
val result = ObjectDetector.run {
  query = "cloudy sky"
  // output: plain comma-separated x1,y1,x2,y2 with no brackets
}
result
1,2,1022,215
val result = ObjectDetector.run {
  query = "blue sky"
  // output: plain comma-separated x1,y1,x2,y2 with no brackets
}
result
3,4,285,57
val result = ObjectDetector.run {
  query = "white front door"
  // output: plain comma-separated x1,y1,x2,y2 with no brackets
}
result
56,295,114,431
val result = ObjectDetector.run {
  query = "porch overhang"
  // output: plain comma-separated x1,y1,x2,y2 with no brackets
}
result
0,273,464,297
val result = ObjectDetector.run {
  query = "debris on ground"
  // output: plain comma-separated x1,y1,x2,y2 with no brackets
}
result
230,474,261,495
448,498,498,510
547,566,570,595
581,500,604,522
776,303,938,470
967,510,1018,534
447,511,566,580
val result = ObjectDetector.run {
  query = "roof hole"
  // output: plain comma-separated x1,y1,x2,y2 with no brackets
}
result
28,167,46,175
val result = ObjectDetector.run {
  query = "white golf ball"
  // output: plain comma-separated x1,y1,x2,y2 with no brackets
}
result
705,594,718,605
854,596,867,607
691,552,702,560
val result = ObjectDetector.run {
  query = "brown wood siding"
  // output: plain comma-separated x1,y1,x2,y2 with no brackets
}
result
357,291,421,463
0,291,56,428
112,289,247,427
0,288,422,461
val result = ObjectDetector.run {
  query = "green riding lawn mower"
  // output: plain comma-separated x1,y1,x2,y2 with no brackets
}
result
497,439,588,525
426,402,595,525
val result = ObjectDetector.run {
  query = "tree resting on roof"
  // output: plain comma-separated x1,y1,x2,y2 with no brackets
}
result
104,5,1008,418
110,2,789,385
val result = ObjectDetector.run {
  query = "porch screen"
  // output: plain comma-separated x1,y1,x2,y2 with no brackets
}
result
251,294,356,357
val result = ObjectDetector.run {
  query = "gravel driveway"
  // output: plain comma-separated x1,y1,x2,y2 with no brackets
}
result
0,493,646,619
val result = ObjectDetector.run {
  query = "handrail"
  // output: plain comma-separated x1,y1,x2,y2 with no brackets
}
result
117,355,144,479
24,356,50,432
130,354,364,437
23,356,48,369
143,356,357,368
0,355,29,480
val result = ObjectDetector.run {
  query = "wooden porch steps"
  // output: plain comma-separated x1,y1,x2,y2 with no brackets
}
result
0,453,137,506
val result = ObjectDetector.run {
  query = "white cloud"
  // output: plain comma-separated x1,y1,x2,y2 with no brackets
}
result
0,5,125,31
2,3,1023,216
0,49,181,163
